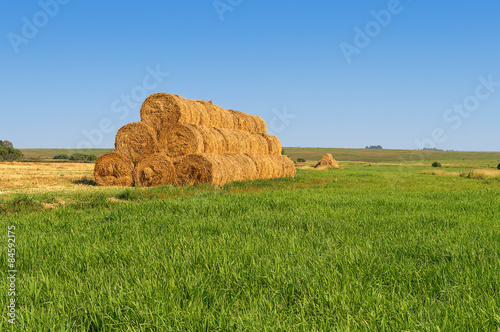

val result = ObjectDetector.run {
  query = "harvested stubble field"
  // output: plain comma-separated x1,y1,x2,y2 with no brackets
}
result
0,148,499,330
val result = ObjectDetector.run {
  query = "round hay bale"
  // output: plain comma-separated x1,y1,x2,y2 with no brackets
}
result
133,152,176,187
176,153,259,186
140,93,267,134
158,124,204,158
115,122,159,164
224,153,258,182
275,155,296,177
260,134,282,155
247,132,269,154
176,154,228,186
140,93,194,134
215,128,251,153
94,151,134,186
197,126,227,154
246,154,278,179
315,153,340,168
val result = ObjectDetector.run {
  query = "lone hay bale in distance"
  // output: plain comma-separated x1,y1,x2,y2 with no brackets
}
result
94,151,134,186
115,122,159,163
140,93,267,135
315,153,340,169
133,152,176,187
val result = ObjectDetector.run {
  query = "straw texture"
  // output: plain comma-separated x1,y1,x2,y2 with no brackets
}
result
94,151,134,186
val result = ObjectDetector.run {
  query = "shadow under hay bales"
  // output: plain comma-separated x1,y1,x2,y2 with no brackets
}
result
72,176,97,186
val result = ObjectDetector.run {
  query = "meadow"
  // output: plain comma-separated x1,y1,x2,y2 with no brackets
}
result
1,148,499,330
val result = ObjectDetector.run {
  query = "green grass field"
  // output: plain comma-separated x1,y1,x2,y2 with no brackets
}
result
1,153,499,330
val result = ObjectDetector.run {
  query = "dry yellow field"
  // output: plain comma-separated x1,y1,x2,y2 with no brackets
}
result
0,162,95,194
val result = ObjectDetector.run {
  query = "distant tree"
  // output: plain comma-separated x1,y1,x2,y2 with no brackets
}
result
423,147,443,151
297,158,306,163
0,140,22,161
432,162,441,168
54,154,70,160
365,145,383,149
0,140,13,147
86,154,98,162
68,153,98,162
281,148,286,155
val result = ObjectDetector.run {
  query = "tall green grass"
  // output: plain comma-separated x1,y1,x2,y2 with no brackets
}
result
1,166,499,330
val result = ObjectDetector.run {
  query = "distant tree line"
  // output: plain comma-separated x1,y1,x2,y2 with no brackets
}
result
365,145,383,149
54,153,98,162
0,140,23,161
423,147,443,151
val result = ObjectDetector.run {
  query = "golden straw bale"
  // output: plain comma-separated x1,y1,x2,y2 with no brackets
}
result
246,154,295,179
133,152,176,187
115,122,159,164
177,153,259,186
215,128,251,153
259,134,282,155
268,155,296,178
224,153,258,182
315,153,340,168
176,153,228,186
245,154,278,179
140,93,267,134
194,100,210,126
197,126,227,154
246,132,269,154
94,151,134,186
158,124,204,158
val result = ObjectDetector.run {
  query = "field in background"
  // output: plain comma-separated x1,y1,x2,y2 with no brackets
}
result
20,148,113,161
285,147,500,168
19,147,500,168
1,149,499,330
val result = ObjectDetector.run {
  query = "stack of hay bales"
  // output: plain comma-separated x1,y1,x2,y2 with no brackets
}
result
94,93,295,186
314,153,340,169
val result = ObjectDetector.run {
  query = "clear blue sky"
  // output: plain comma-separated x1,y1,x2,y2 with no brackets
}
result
1,0,499,151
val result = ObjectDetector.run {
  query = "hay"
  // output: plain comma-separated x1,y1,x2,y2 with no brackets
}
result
115,122,159,163
315,153,340,168
215,128,251,154
133,152,176,187
97,92,290,187
158,124,204,158
94,151,134,186
140,93,267,134
197,125,227,154
176,153,228,186
260,134,282,155
177,153,295,186
160,124,272,156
